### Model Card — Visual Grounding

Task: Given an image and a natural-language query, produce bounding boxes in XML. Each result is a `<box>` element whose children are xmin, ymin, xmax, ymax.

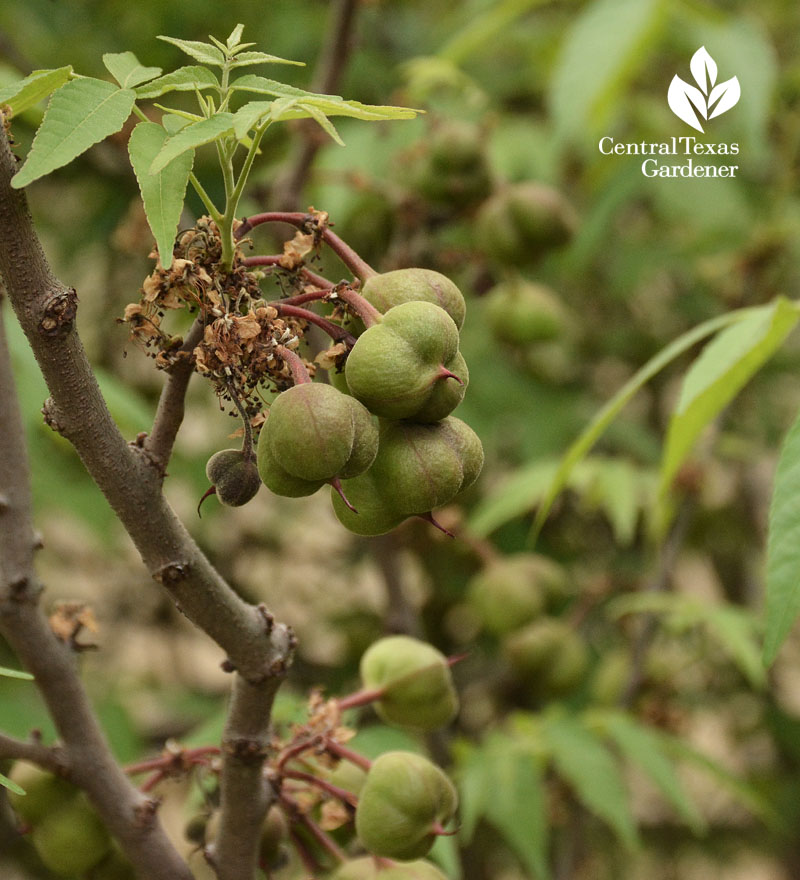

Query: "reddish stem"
<box><xmin>333</xmin><ymin>286</ymin><xmax>382</xmax><ymax>328</ymax></box>
<box><xmin>197</xmin><ymin>485</ymin><xmax>216</xmax><ymax>518</ymax></box>
<box><xmin>323</xmin><ymin>739</ymin><xmax>372</xmax><ymax>772</ymax></box>
<box><xmin>277</xmin><ymin>737</ymin><xmax>320</xmax><ymax>772</ymax></box>
<box><xmin>288</xmin><ymin>827</ymin><xmax>321</xmax><ymax>874</ymax></box>
<box><xmin>275</xmin><ymin>345</ymin><xmax>312</xmax><ymax>385</ymax></box>
<box><xmin>329</xmin><ymin>476</ymin><xmax>358</xmax><ymax>513</ymax></box>
<box><xmin>282</xmin><ymin>769</ymin><xmax>358</xmax><ymax>807</ymax></box>
<box><xmin>273</xmin><ymin>290</ymin><xmax>330</xmax><ymax>307</ymax></box>
<box><xmin>236</xmin><ymin>212</ymin><xmax>377</xmax><ymax>281</ymax></box>
<box><xmin>437</xmin><ymin>365</ymin><xmax>464</xmax><ymax>385</ymax></box>
<box><xmin>417</xmin><ymin>511</ymin><xmax>455</xmax><ymax>538</ymax></box>
<box><xmin>280</xmin><ymin>792</ymin><xmax>348</xmax><ymax>864</ymax></box>
<box><xmin>302</xmin><ymin>267</ymin><xmax>335</xmax><ymax>289</ymax></box>
<box><xmin>273</xmin><ymin>302</ymin><xmax>356</xmax><ymax>345</ymax></box>
<box><xmin>141</xmin><ymin>769</ymin><xmax>166</xmax><ymax>793</ymax></box>
<box><xmin>335</xmin><ymin>686</ymin><xmax>385</xmax><ymax>711</ymax></box>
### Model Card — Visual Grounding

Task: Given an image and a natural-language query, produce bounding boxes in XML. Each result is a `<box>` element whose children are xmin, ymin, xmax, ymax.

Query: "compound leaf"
<box><xmin>135</xmin><ymin>66</ymin><xmax>220</xmax><ymax>100</ymax></box>
<box><xmin>544</xmin><ymin>714</ymin><xmax>638</xmax><ymax>848</ymax></box>
<box><xmin>102</xmin><ymin>52</ymin><xmax>161</xmax><ymax>89</ymax></box>
<box><xmin>12</xmin><ymin>78</ymin><xmax>135</xmax><ymax>188</ymax></box>
<box><xmin>149</xmin><ymin>112</ymin><xmax>235</xmax><ymax>174</ymax></box>
<box><xmin>128</xmin><ymin>122</ymin><xmax>194</xmax><ymax>270</ymax></box>
<box><xmin>0</xmin><ymin>67</ymin><xmax>72</xmax><ymax>116</ymax></box>
<box><xmin>157</xmin><ymin>36</ymin><xmax>225</xmax><ymax>67</ymax></box>
<box><xmin>658</xmin><ymin>297</ymin><xmax>798</xmax><ymax>508</ymax></box>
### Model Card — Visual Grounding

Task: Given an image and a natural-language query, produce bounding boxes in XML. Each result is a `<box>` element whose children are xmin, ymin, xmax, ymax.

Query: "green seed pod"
<box><xmin>258</xmin><ymin>806</ymin><xmax>288</xmax><ymax>870</ymax></box>
<box><xmin>330</xmin><ymin>857</ymin><xmax>448</xmax><ymax>879</ymax></box>
<box><xmin>257</xmin><ymin>441</ymin><xmax>327</xmax><ymax>498</ymax></box>
<box><xmin>331</xmin><ymin>417</ymin><xmax>483</xmax><ymax>535</ymax></box>
<box><xmin>355</xmin><ymin>752</ymin><xmax>457</xmax><ymax>861</ymax></box>
<box><xmin>7</xmin><ymin>761</ymin><xmax>77</xmax><ymax>825</ymax></box>
<box><xmin>361</xmin><ymin>269</ymin><xmax>467</xmax><ymax>330</ymax></box>
<box><xmin>360</xmin><ymin>635</ymin><xmax>458</xmax><ymax>731</ymax></box>
<box><xmin>370</xmin><ymin>418</ymin><xmax>483</xmax><ymax>516</ymax></box>
<box><xmin>330</xmin><ymin>468</ymin><xmax>407</xmax><ymax>536</ymax></box>
<box><xmin>589</xmin><ymin>648</ymin><xmax>631</xmax><ymax>706</ymax></box>
<box><xmin>205</xmin><ymin>450</ymin><xmax>261</xmax><ymax>507</ymax></box>
<box><xmin>30</xmin><ymin>794</ymin><xmax>111</xmax><ymax>876</ymax></box>
<box><xmin>477</xmin><ymin>182</ymin><xmax>577</xmax><ymax>267</ymax></box>
<box><xmin>262</xmin><ymin>383</ymin><xmax>379</xmax><ymax>482</ymax></box>
<box><xmin>86</xmin><ymin>845</ymin><xmax>137</xmax><ymax>880</ymax></box>
<box><xmin>504</xmin><ymin>618</ymin><xmax>588</xmax><ymax>697</ymax></box>
<box><xmin>484</xmin><ymin>279</ymin><xmax>570</xmax><ymax>346</ymax></box>
<box><xmin>466</xmin><ymin>554</ymin><xmax>568</xmax><ymax>635</ymax></box>
<box><xmin>345</xmin><ymin>302</ymin><xmax>467</xmax><ymax>422</ymax></box>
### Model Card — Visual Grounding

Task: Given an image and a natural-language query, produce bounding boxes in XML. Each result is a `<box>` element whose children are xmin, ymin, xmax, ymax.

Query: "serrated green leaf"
<box><xmin>483</xmin><ymin>734</ymin><xmax>550</xmax><ymax>879</ymax></box>
<box><xmin>765</xmin><ymin>404</ymin><xmax>800</xmax><ymax>665</ymax></box>
<box><xmin>135</xmin><ymin>66</ymin><xmax>220</xmax><ymax>100</ymax></box>
<box><xmin>296</xmin><ymin>103</ymin><xmax>345</xmax><ymax>144</ymax></box>
<box><xmin>598</xmin><ymin>712</ymin><xmax>705</xmax><ymax>834</ymax></box>
<box><xmin>226</xmin><ymin>24</ymin><xmax>245</xmax><ymax>49</ymax></box>
<box><xmin>149</xmin><ymin>112</ymin><xmax>235</xmax><ymax>174</ymax></box>
<box><xmin>0</xmin><ymin>772</ymin><xmax>25</xmax><ymax>796</ymax></box>
<box><xmin>0</xmin><ymin>665</ymin><xmax>33</xmax><ymax>680</ymax></box>
<box><xmin>529</xmin><ymin>307</ymin><xmax>764</xmax><ymax>541</ymax></box>
<box><xmin>549</xmin><ymin>0</ymin><xmax>665</xmax><ymax>141</ymax></box>
<box><xmin>162</xmin><ymin>114</ymin><xmax>193</xmax><ymax>135</ymax></box>
<box><xmin>102</xmin><ymin>52</ymin><xmax>161</xmax><ymax>89</ymax></box>
<box><xmin>12</xmin><ymin>78</ymin><xmax>135</xmax><ymax>189</ymax></box>
<box><xmin>128</xmin><ymin>122</ymin><xmax>193</xmax><ymax>270</ymax></box>
<box><xmin>231</xmin><ymin>75</ymin><xmax>418</xmax><ymax>120</ymax></box>
<box><xmin>232</xmin><ymin>101</ymin><xmax>272</xmax><ymax>140</ymax></box>
<box><xmin>544</xmin><ymin>714</ymin><xmax>638</xmax><ymax>848</ymax></box>
<box><xmin>157</xmin><ymin>36</ymin><xmax>225</xmax><ymax>67</ymax></box>
<box><xmin>229</xmin><ymin>51</ymin><xmax>303</xmax><ymax>69</ymax></box>
<box><xmin>658</xmin><ymin>298</ymin><xmax>799</xmax><ymax>507</ymax></box>
<box><xmin>0</xmin><ymin>67</ymin><xmax>72</xmax><ymax>116</ymax></box>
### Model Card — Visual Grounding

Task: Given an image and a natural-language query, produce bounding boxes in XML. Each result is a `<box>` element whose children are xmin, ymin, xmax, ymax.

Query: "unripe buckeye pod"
<box><xmin>30</xmin><ymin>794</ymin><xmax>112</xmax><ymax>877</ymax></box>
<box><xmin>344</xmin><ymin>301</ymin><xmax>467</xmax><ymax>422</ymax></box>
<box><xmin>205</xmin><ymin>449</ymin><xmax>261</xmax><ymax>507</ymax></box>
<box><xmin>360</xmin><ymin>635</ymin><xmax>458</xmax><ymax>731</ymax></box>
<box><xmin>484</xmin><ymin>279</ymin><xmax>570</xmax><ymax>346</ymax></box>
<box><xmin>355</xmin><ymin>751</ymin><xmax>458</xmax><ymax>861</ymax></box>
<box><xmin>361</xmin><ymin>268</ymin><xmax>466</xmax><ymax>330</ymax></box>
<box><xmin>7</xmin><ymin>761</ymin><xmax>77</xmax><ymax>825</ymax></box>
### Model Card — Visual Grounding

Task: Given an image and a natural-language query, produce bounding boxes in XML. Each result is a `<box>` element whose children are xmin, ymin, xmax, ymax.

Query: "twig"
<box><xmin>283</xmin><ymin>769</ymin><xmax>358</xmax><ymax>807</ymax></box>
<box><xmin>0</xmin><ymin>127</ymin><xmax>294</xmax><ymax>880</ymax></box>
<box><xmin>323</xmin><ymin>739</ymin><xmax>371</xmax><ymax>772</ymax></box>
<box><xmin>275</xmin><ymin>345</ymin><xmax>312</xmax><ymax>385</ymax></box>
<box><xmin>0</xmin><ymin>732</ymin><xmax>68</xmax><ymax>776</ymax></box>
<box><xmin>273</xmin><ymin>302</ymin><xmax>356</xmax><ymax>345</ymax></box>
<box><xmin>236</xmin><ymin>212</ymin><xmax>376</xmax><ymax>281</ymax></box>
<box><xmin>145</xmin><ymin>318</ymin><xmax>205</xmax><ymax>474</ymax></box>
<box><xmin>271</xmin><ymin>0</ymin><xmax>361</xmax><ymax>211</ymax></box>
<box><xmin>0</xmin><ymin>296</ymin><xmax>192</xmax><ymax>879</ymax></box>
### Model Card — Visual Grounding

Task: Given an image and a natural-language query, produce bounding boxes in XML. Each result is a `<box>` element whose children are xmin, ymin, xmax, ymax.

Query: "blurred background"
<box><xmin>2</xmin><ymin>0</ymin><xmax>800</xmax><ymax>878</ymax></box>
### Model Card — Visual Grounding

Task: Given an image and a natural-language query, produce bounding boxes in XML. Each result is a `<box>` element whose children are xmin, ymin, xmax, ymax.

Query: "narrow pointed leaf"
<box><xmin>765</xmin><ymin>405</ymin><xmax>800</xmax><ymax>665</ymax></box>
<box><xmin>226</xmin><ymin>24</ymin><xmax>245</xmax><ymax>49</ymax></box>
<box><xmin>658</xmin><ymin>298</ymin><xmax>798</xmax><ymax>505</ymax></box>
<box><xmin>232</xmin><ymin>101</ymin><xmax>272</xmax><ymax>140</ymax></box>
<box><xmin>600</xmin><ymin>712</ymin><xmax>705</xmax><ymax>834</ymax></box>
<box><xmin>128</xmin><ymin>122</ymin><xmax>194</xmax><ymax>270</ymax></box>
<box><xmin>530</xmin><ymin>309</ymin><xmax>750</xmax><ymax>540</ymax></box>
<box><xmin>544</xmin><ymin>714</ymin><xmax>638</xmax><ymax>848</ymax></box>
<box><xmin>102</xmin><ymin>52</ymin><xmax>161</xmax><ymax>89</ymax></box>
<box><xmin>292</xmin><ymin>102</ymin><xmax>345</xmax><ymax>144</ymax></box>
<box><xmin>149</xmin><ymin>112</ymin><xmax>234</xmax><ymax>174</ymax></box>
<box><xmin>135</xmin><ymin>66</ymin><xmax>219</xmax><ymax>100</ymax></box>
<box><xmin>0</xmin><ymin>773</ymin><xmax>25</xmax><ymax>796</ymax></box>
<box><xmin>0</xmin><ymin>665</ymin><xmax>34</xmax><ymax>680</ymax></box>
<box><xmin>12</xmin><ymin>78</ymin><xmax>135</xmax><ymax>189</ymax></box>
<box><xmin>0</xmin><ymin>67</ymin><xmax>72</xmax><ymax>116</ymax></box>
<box><xmin>156</xmin><ymin>36</ymin><xmax>225</xmax><ymax>66</ymax></box>
<box><xmin>228</xmin><ymin>51</ymin><xmax>303</xmax><ymax>69</ymax></box>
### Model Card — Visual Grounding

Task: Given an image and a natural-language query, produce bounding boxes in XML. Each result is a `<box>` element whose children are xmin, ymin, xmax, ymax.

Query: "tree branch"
<box><xmin>144</xmin><ymin>318</ymin><xmax>205</xmax><ymax>474</ymax></box>
<box><xmin>0</xmin><ymin>299</ymin><xmax>192</xmax><ymax>880</ymax></box>
<box><xmin>0</xmin><ymin>732</ymin><xmax>68</xmax><ymax>776</ymax></box>
<box><xmin>0</xmin><ymin>127</ymin><xmax>294</xmax><ymax>880</ymax></box>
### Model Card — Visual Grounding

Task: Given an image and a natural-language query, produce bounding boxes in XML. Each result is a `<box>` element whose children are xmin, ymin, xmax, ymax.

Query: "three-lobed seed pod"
<box><xmin>345</xmin><ymin>301</ymin><xmax>468</xmax><ymax>422</ymax></box>
<box><xmin>359</xmin><ymin>635</ymin><xmax>458</xmax><ymax>731</ymax></box>
<box><xmin>484</xmin><ymin>279</ymin><xmax>571</xmax><ymax>347</ymax></box>
<box><xmin>355</xmin><ymin>751</ymin><xmax>458</xmax><ymax>861</ymax></box>
<box><xmin>331</xmin><ymin>417</ymin><xmax>483</xmax><ymax>536</ymax></box>
<box><xmin>257</xmin><ymin>383</ymin><xmax>379</xmax><ymax>498</ymax></box>
<box><xmin>205</xmin><ymin>449</ymin><xmax>262</xmax><ymax>507</ymax></box>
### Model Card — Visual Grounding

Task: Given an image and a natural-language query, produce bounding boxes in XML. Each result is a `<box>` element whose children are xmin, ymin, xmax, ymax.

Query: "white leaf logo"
<box><xmin>668</xmin><ymin>47</ymin><xmax>740</xmax><ymax>132</ymax></box>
